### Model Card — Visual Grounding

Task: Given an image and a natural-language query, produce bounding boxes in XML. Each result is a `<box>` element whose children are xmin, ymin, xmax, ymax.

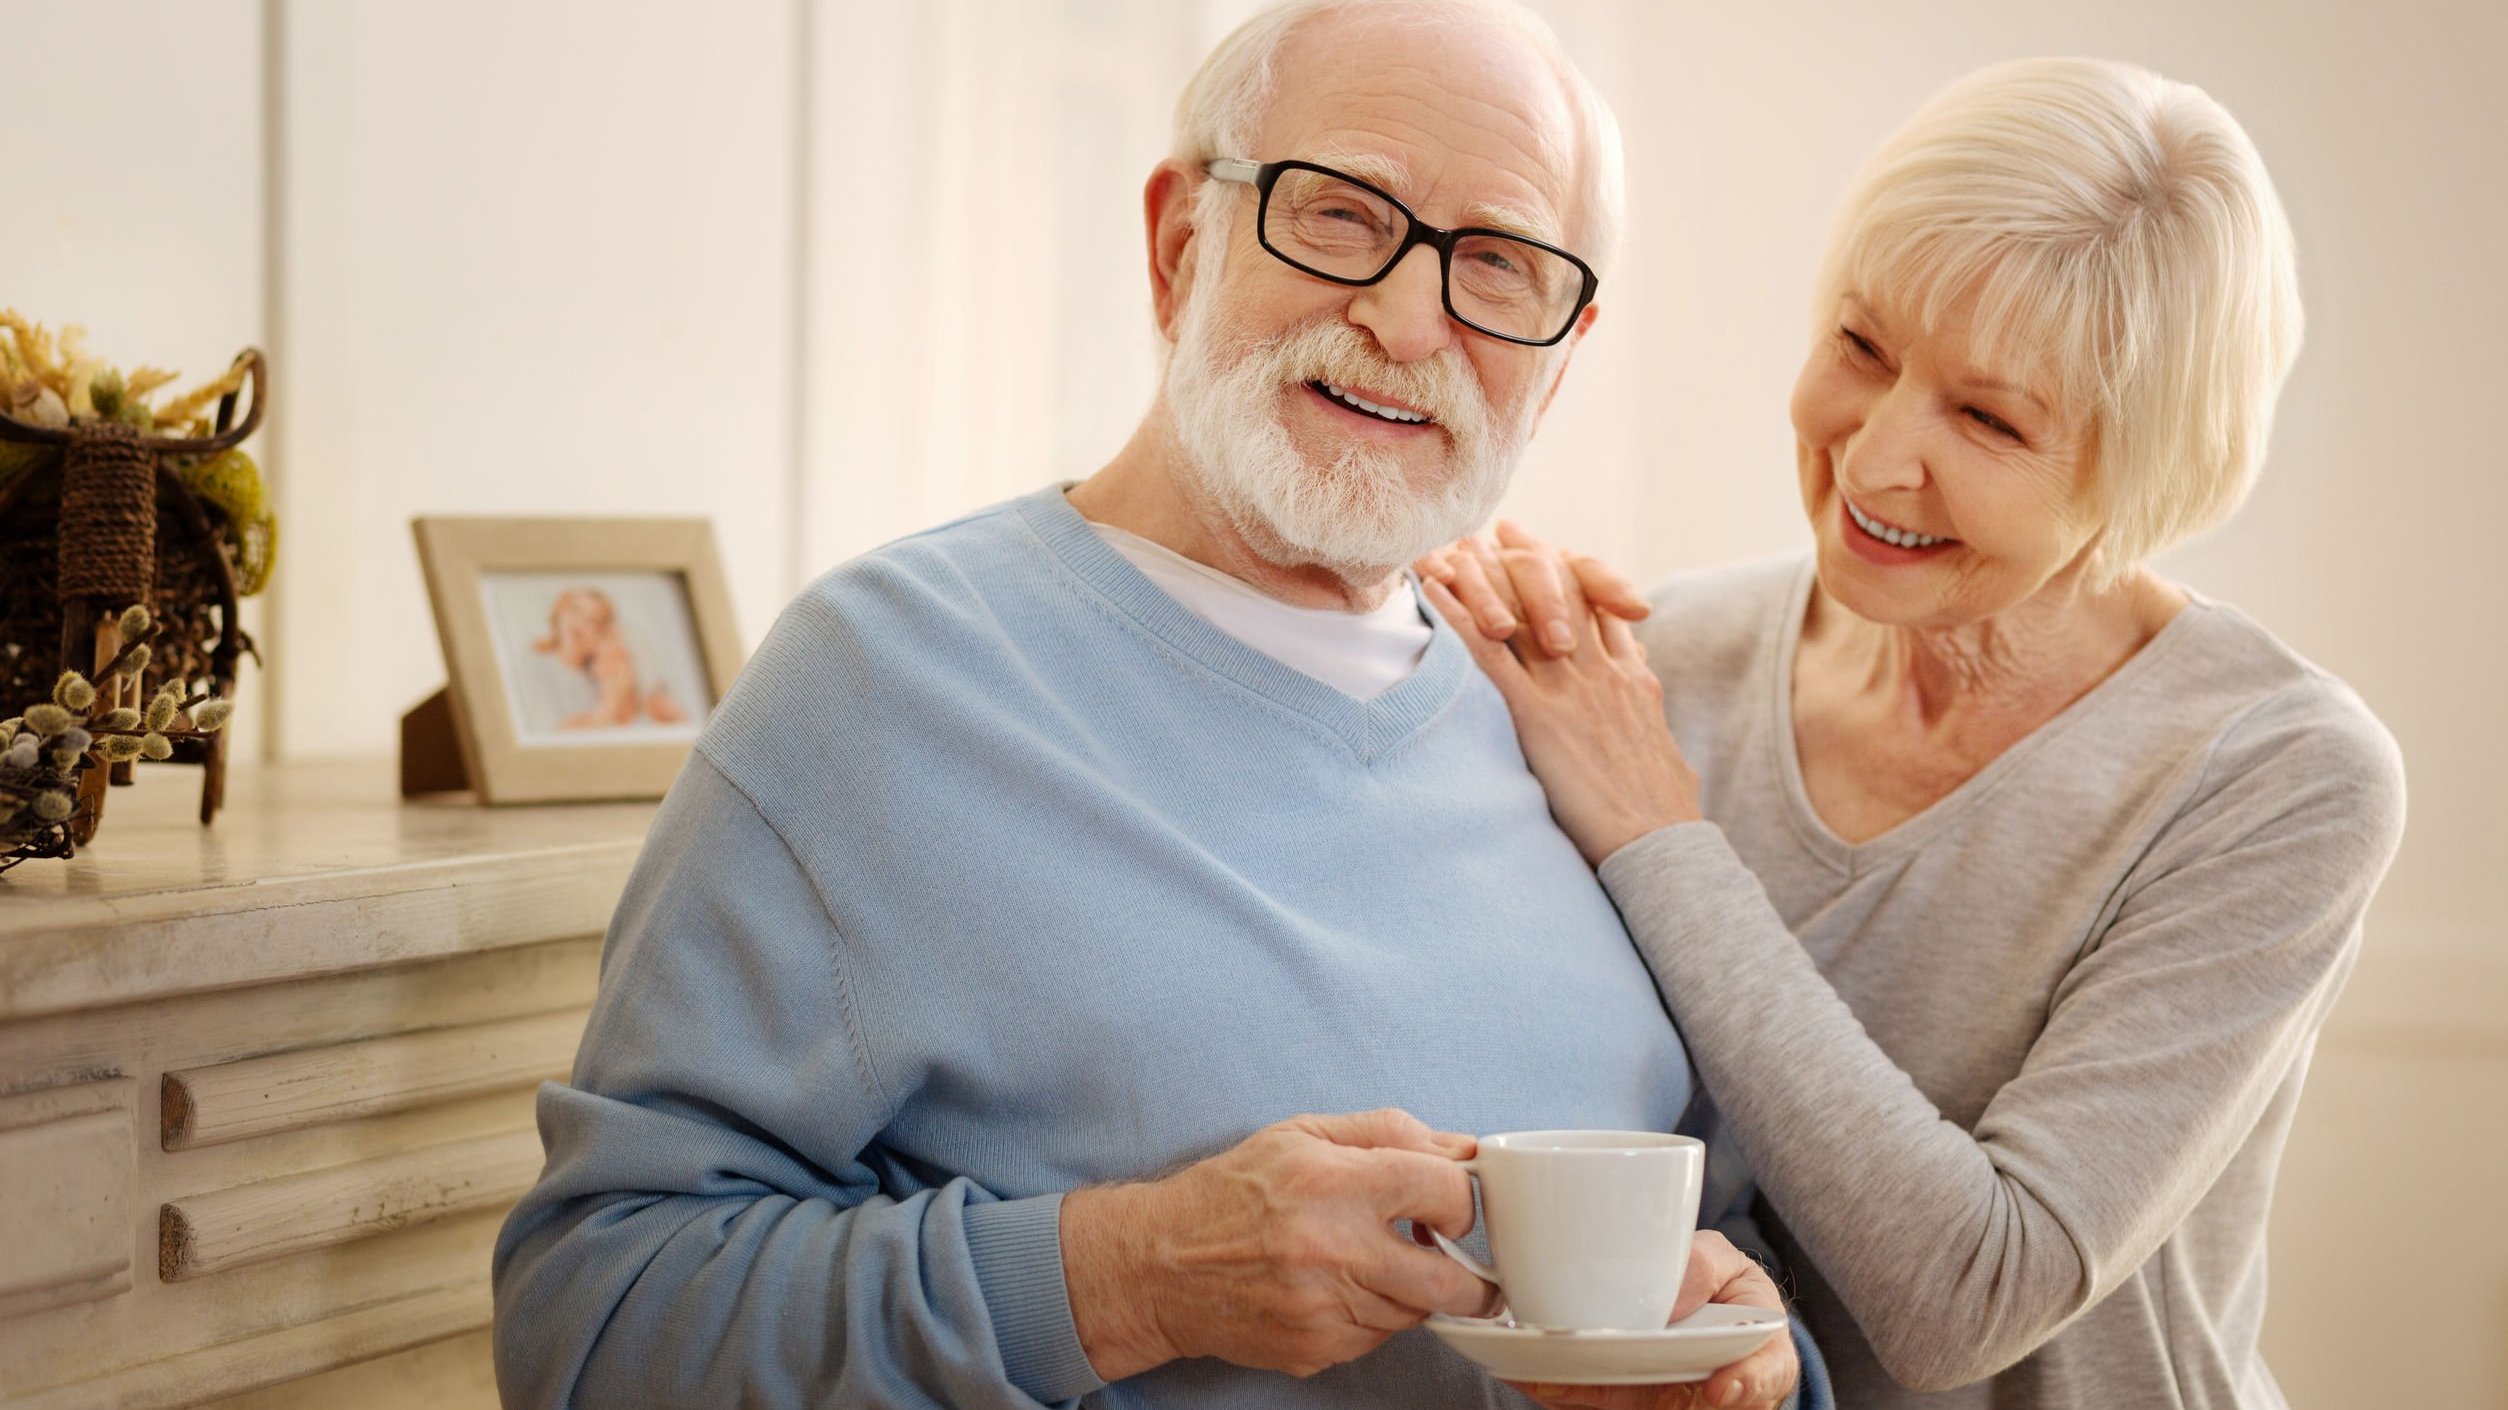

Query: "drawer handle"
<box><xmin>159</xmin><ymin>1127</ymin><xmax>545</xmax><ymax>1281</ymax></box>
<box><xmin>162</xmin><ymin>1009</ymin><xmax>585</xmax><ymax>1150</ymax></box>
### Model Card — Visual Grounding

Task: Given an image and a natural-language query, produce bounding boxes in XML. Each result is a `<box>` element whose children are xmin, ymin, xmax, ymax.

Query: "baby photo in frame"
<box><xmin>406</xmin><ymin>517</ymin><xmax>744</xmax><ymax>803</ymax></box>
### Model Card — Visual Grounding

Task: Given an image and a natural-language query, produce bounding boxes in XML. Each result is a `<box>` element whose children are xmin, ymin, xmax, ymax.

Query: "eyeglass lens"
<box><xmin>1262</xmin><ymin>166</ymin><xmax>1581</xmax><ymax>343</ymax></box>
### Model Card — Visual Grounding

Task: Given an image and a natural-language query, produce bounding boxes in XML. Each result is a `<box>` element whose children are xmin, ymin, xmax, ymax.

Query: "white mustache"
<box><xmin>1244</xmin><ymin>317</ymin><xmax>1492</xmax><ymax>446</ymax></box>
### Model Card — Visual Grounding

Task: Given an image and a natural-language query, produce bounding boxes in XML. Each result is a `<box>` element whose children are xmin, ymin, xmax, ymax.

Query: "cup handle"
<box><xmin>1429</xmin><ymin>1229</ymin><xmax>1499</xmax><ymax>1285</ymax></box>
<box><xmin>1427</xmin><ymin>1158</ymin><xmax>1499</xmax><ymax>1285</ymax></box>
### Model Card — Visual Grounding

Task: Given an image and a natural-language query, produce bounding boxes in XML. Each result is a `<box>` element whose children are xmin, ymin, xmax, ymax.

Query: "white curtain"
<box><xmin>800</xmin><ymin>0</ymin><xmax>1265</xmax><ymax>573</ymax></box>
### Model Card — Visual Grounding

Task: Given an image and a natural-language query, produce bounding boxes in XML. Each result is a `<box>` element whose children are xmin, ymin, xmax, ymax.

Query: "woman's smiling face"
<box><xmin>1790</xmin><ymin>284</ymin><xmax>2106</xmax><ymax>629</ymax></box>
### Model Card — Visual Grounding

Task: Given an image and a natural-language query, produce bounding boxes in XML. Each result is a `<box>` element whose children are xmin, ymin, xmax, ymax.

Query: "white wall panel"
<box><xmin>3</xmin><ymin>1</ymin><xmax>265</xmax><ymax>398</ymax></box>
<box><xmin>266</xmin><ymin>0</ymin><xmax>797</xmax><ymax>757</ymax></box>
<box><xmin>797</xmin><ymin>0</ymin><xmax>1209</xmax><ymax>577</ymax></box>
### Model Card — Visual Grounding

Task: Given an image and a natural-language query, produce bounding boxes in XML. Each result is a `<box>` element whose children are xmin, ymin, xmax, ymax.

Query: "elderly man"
<box><xmin>493</xmin><ymin>2</ymin><xmax>1812</xmax><ymax>1407</ymax></box>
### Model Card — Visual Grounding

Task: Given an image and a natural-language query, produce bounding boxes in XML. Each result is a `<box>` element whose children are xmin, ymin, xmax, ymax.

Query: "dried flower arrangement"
<box><xmin>0</xmin><ymin>311</ymin><xmax>272</xmax><ymax>849</ymax></box>
<box><xmin>0</xmin><ymin>314</ymin><xmax>275</xmax><ymax>594</ymax></box>
<box><xmin>1</xmin><ymin>605</ymin><xmax>233</xmax><ymax>871</ymax></box>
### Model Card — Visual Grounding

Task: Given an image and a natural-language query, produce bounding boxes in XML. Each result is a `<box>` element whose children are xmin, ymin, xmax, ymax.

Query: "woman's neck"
<box><xmin>1805</xmin><ymin>566</ymin><xmax>2190</xmax><ymax>750</ymax></box>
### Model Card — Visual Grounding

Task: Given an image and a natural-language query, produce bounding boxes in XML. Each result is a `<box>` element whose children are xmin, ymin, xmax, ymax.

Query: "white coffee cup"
<box><xmin>1430</xmin><ymin>1129</ymin><xmax>1705</xmax><ymax>1331</ymax></box>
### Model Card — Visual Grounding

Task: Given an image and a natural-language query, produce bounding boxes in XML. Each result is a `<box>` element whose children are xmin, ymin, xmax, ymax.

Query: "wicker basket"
<box><xmin>0</xmin><ymin>350</ymin><xmax>267</xmax><ymax>841</ymax></box>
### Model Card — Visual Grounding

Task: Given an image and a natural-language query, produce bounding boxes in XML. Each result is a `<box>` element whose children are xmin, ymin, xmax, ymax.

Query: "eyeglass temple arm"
<box><xmin>1204</xmin><ymin>157</ymin><xmax>1260</xmax><ymax>184</ymax></box>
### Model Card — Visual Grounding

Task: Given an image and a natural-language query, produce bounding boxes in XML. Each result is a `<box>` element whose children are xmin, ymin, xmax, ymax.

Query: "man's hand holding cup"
<box><xmin>1062</xmin><ymin>1114</ymin><xmax>1794</xmax><ymax>1405</ymax></box>
<box><xmin>1061</xmin><ymin>1108</ymin><xmax>1499</xmax><ymax>1380</ymax></box>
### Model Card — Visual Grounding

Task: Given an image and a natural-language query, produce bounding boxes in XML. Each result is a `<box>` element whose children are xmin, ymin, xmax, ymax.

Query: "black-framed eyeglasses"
<box><xmin>1205</xmin><ymin>157</ymin><xmax>1598</xmax><ymax>348</ymax></box>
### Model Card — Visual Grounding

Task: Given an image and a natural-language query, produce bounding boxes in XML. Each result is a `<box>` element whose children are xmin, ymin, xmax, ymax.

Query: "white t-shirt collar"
<box><xmin>1084</xmin><ymin>521</ymin><xmax>1433</xmax><ymax>702</ymax></box>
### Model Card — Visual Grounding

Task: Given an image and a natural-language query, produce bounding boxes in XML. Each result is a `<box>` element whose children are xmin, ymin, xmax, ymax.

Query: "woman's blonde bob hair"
<box><xmin>1814</xmin><ymin>57</ymin><xmax>2303</xmax><ymax>583</ymax></box>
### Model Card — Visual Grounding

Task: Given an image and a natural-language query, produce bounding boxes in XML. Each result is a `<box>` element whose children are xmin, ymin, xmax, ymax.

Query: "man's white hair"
<box><xmin>1171</xmin><ymin>0</ymin><xmax>1625</xmax><ymax>277</ymax></box>
<box><xmin>1814</xmin><ymin>56</ymin><xmax>2304</xmax><ymax>585</ymax></box>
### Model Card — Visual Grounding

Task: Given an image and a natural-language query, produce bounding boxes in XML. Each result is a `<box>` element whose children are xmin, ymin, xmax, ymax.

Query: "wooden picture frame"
<box><xmin>404</xmin><ymin>517</ymin><xmax>744</xmax><ymax>804</ymax></box>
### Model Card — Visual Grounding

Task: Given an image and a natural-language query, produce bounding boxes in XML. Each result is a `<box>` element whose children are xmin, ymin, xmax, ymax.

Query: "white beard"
<box><xmin>1162</xmin><ymin>270</ymin><xmax>1537</xmax><ymax>580</ymax></box>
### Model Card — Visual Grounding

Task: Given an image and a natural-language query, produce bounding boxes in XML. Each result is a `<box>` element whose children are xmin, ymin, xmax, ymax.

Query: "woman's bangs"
<box><xmin>1839</xmin><ymin>216</ymin><xmax>2103</xmax><ymax>418</ymax></box>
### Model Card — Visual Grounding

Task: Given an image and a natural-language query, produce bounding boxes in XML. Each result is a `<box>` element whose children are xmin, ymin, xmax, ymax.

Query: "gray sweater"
<box><xmin>1597</xmin><ymin>558</ymin><xmax>2404</xmax><ymax>1410</ymax></box>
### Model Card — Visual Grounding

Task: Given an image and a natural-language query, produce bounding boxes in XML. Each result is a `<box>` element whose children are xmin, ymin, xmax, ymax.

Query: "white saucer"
<box><xmin>1426</xmin><ymin>1302</ymin><xmax>1789</xmax><ymax>1386</ymax></box>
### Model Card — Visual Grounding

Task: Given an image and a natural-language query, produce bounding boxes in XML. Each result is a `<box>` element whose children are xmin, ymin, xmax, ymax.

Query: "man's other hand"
<box><xmin>1505</xmin><ymin>1231</ymin><xmax>1797</xmax><ymax>1410</ymax></box>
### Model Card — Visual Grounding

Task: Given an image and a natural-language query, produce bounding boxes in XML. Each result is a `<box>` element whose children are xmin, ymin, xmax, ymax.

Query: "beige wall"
<box><xmin>15</xmin><ymin>0</ymin><xmax>2502</xmax><ymax>1403</ymax></box>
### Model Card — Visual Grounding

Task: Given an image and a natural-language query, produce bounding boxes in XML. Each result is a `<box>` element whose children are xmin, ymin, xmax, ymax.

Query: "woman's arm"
<box><xmin>1592</xmin><ymin>683</ymin><xmax>2403</xmax><ymax>1391</ymax></box>
<box><xmin>1421</xmin><ymin>549</ymin><xmax>2406</xmax><ymax>1390</ymax></box>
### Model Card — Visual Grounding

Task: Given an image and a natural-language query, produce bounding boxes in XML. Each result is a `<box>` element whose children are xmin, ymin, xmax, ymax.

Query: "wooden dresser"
<box><xmin>0</xmin><ymin>762</ymin><xmax>654</xmax><ymax>1408</ymax></box>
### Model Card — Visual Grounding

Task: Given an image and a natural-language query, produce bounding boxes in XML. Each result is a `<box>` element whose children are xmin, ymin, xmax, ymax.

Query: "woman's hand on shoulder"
<box><xmin>1415</xmin><ymin>522</ymin><xmax>1650</xmax><ymax>657</ymax></box>
<box><xmin>1419</xmin><ymin>527</ymin><xmax>1703</xmax><ymax>866</ymax></box>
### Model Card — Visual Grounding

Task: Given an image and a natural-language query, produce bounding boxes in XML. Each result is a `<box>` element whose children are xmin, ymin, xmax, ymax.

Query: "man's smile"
<box><xmin>1304</xmin><ymin>379</ymin><xmax>1441</xmax><ymax>433</ymax></box>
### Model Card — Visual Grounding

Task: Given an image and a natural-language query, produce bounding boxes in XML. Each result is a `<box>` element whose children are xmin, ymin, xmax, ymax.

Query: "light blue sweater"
<box><xmin>492</xmin><ymin>485</ymin><xmax>1740</xmax><ymax>1408</ymax></box>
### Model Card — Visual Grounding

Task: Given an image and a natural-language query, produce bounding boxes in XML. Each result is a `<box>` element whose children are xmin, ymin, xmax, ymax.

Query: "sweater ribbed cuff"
<box><xmin>964</xmin><ymin>1192</ymin><xmax>1104</xmax><ymax>1403</ymax></box>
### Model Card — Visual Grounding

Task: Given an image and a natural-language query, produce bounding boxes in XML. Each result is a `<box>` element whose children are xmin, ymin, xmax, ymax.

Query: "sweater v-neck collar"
<box><xmin>1014</xmin><ymin>484</ymin><xmax>1472</xmax><ymax>763</ymax></box>
<box><xmin>1762</xmin><ymin>557</ymin><xmax>2219</xmax><ymax>873</ymax></box>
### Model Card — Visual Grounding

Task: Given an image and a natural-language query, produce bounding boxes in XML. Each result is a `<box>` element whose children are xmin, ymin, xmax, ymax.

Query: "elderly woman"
<box><xmin>1420</xmin><ymin>57</ymin><xmax>2404</xmax><ymax>1410</ymax></box>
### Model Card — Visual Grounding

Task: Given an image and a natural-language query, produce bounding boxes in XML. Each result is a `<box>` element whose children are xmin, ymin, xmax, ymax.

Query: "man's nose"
<box><xmin>1345</xmin><ymin>244</ymin><xmax>1453</xmax><ymax>364</ymax></box>
<box><xmin>1836</xmin><ymin>382</ymin><xmax>1931</xmax><ymax>495</ymax></box>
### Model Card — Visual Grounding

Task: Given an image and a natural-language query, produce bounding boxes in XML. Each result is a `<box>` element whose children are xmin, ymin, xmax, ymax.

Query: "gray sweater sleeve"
<box><xmin>490</xmin><ymin>752</ymin><xmax>1097</xmax><ymax>1409</ymax></box>
<box><xmin>1596</xmin><ymin>680</ymin><xmax>2406</xmax><ymax>1393</ymax></box>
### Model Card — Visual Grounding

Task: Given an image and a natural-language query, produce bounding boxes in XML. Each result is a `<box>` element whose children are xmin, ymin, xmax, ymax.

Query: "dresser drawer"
<box><xmin>0</xmin><ymin>938</ymin><xmax>600</xmax><ymax>1409</ymax></box>
<box><xmin>0</xmin><ymin>1079</ymin><xmax>136</xmax><ymax>1321</ymax></box>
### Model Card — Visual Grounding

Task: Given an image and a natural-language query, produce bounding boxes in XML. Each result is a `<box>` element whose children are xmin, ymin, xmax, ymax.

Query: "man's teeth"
<box><xmin>1317</xmin><ymin>381</ymin><xmax>1431</xmax><ymax>424</ymax></box>
<box><xmin>1847</xmin><ymin>499</ymin><xmax>1950</xmax><ymax>549</ymax></box>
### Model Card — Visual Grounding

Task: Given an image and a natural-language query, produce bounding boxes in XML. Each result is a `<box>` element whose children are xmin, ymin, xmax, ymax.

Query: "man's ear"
<box><xmin>1145</xmin><ymin>159</ymin><xmax>1204</xmax><ymax>341</ymax></box>
<box><xmin>1532</xmin><ymin>301</ymin><xmax>1601</xmax><ymax>425</ymax></box>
